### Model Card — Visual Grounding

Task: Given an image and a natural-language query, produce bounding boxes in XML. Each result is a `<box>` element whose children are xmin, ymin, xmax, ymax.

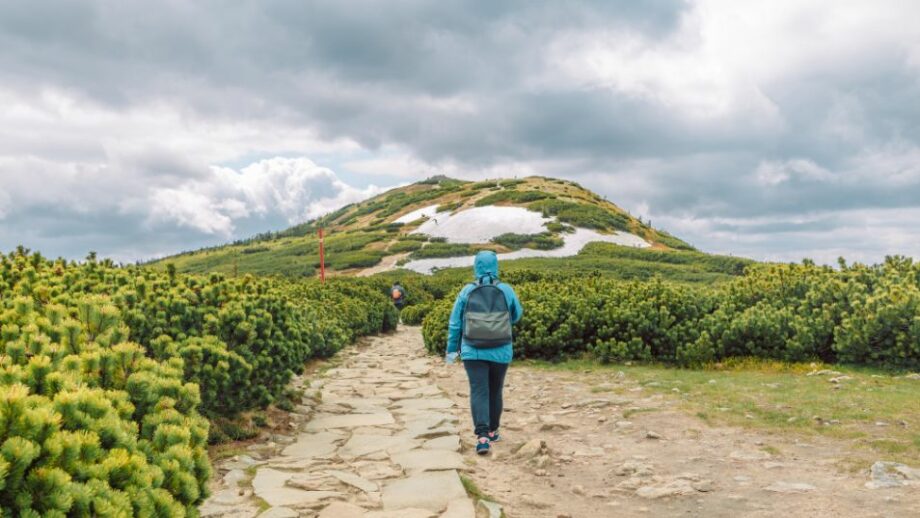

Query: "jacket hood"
<box><xmin>473</xmin><ymin>250</ymin><xmax>499</xmax><ymax>280</ymax></box>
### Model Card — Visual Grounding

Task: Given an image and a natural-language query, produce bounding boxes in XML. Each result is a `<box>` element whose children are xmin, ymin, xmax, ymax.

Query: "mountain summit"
<box><xmin>156</xmin><ymin>176</ymin><xmax>695</xmax><ymax>277</ymax></box>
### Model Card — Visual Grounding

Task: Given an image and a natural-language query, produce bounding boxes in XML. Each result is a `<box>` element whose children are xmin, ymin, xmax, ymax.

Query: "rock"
<box><xmin>865</xmin><ymin>461</ymin><xmax>920</xmax><ymax>489</ymax></box>
<box><xmin>253</xmin><ymin>468</ymin><xmax>344</xmax><ymax>507</ymax></box>
<box><xmin>326</xmin><ymin>469</ymin><xmax>379</xmax><ymax>493</ymax></box>
<box><xmin>422</xmin><ymin>435</ymin><xmax>461</xmax><ymax>452</ymax></box>
<box><xmin>904</xmin><ymin>373</ymin><xmax>920</xmax><ymax>380</ymax></box>
<box><xmin>306</xmin><ymin>412</ymin><xmax>395</xmax><ymax>430</ymax></box>
<box><xmin>200</xmin><ymin>503</ymin><xmax>260</xmax><ymax>518</ymax></box>
<box><xmin>636</xmin><ymin>478</ymin><xmax>697</xmax><ymax>498</ymax></box>
<box><xmin>381</xmin><ymin>471</ymin><xmax>467</xmax><ymax>512</ymax></box>
<box><xmin>614</xmin><ymin>461</ymin><xmax>654</xmax><ymax>477</ymax></box>
<box><xmin>521</xmin><ymin>495</ymin><xmax>552</xmax><ymax>509</ymax></box>
<box><xmin>691</xmin><ymin>480</ymin><xmax>714</xmax><ymax>492</ymax></box>
<box><xmin>441</xmin><ymin>498</ymin><xmax>476</xmax><ymax>518</ymax></box>
<box><xmin>571</xmin><ymin>484</ymin><xmax>586</xmax><ymax>496</ymax></box>
<box><xmin>366</xmin><ymin>510</ymin><xmax>434</xmax><ymax>518</ymax></box>
<box><xmin>828</xmin><ymin>376</ymin><xmax>851</xmax><ymax>384</ymax></box>
<box><xmin>258</xmin><ymin>508</ymin><xmax>299</xmax><ymax>518</ymax></box>
<box><xmin>286</xmin><ymin>473</ymin><xmax>340</xmax><ymax>491</ymax></box>
<box><xmin>393</xmin><ymin>397</ymin><xmax>455</xmax><ymax>413</ymax></box>
<box><xmin>280</xmin><ymin>431</ymin><xmax>342</xmax><ymax>459</ymax></box>
<box><xmin>390</xmin><ymin>449</ymin><xmax>466</xmax><ymax>473</ymax></box>
<box><xmin>615</xmin><ymin>420</ymin><xmax>633</xmax><ymax>428</ymax></box>
<box><xmin>729</xmin><ymin>450</ymin><xmax>771</xmax><ymax>461</ymax></box>
<box><xmin>479</xmin><ymin>500</ymin><xmax>502</xmax><ymax>518</ymax></box>
<box><xmin>764</xmin><ymin>482</ymin><xmax>817</xmax><ymax>493</ymax></box>
<box><xmin>538</xmin><ymin>422</ymin><xmax>573</xmax><ymax>432</ymax></box>
<box><xmin>807</xmin><ymin>369</ymin><xmax>842</xmax><ymax>376</ymax></box>
<box><xmin>318</xmin><ymin>502</ymin><xmax>366</xmax><ymax>518</ymax></box>
<box><xmin>515</xmin><ymin>438</ymin><xmax>546</xmax><ymax>458</ymax></box>
<box><xmin>354</xmin><ymin>461</ymin><xmax>404</xmax><ymax>481</ymax></box>
<box><xmin>645</xmin><ymin>431</ymin><xmax>661</xmax><ymax>440</ymax></box>
<box><xmin>222</xmin><ymin>454</ymin><xmax>264</xmax><ymax>470</ymax></box>
<box><xmin>339</xmin><ymin>434</ymin><xmax>417</xmax><ymax>458</ymax></box>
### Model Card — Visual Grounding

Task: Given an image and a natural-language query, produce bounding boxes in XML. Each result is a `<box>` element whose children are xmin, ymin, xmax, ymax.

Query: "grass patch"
<box><xmin>522</xmin><ymin>358</ymin><xmax>920</xmax><ymax>464</ymax></box>
<box><xmin>460</xmin><ymin>475</ymin><xmax>506</xmax><ymax>517</ymax></box>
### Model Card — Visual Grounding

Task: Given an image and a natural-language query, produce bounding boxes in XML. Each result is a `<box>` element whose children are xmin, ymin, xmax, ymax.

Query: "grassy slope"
<box><xmin>150</xmin><ymin>175</ymin><xmax>738</xmax><ymax>281</ymax></box>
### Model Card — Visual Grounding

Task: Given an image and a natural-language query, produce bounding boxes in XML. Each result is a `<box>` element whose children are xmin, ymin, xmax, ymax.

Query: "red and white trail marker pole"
<box><xmin>318</xmin><ymin>227</ymin><xmax>326</xmax><ymax>284</ymax></box>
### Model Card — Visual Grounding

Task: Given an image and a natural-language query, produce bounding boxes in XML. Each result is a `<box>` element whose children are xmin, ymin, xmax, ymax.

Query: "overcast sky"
<box><xmin>2</xmin><ymin>0</ymin><xmax>919</xmax><ymax>264</ymax></box>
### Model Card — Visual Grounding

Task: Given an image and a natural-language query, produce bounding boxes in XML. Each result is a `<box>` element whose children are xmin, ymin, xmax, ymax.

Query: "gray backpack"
<box><xmin>462</xmin><ymin>276</ymin><xmax>513</xmax><ymax>348</ymax></box>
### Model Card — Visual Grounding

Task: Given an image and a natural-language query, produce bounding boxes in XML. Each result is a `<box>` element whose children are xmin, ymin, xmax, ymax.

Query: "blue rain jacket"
<box><xmin>446</xmin><ymin>251</ymin><xmax>523</xmax><ymax>363</ymax></box>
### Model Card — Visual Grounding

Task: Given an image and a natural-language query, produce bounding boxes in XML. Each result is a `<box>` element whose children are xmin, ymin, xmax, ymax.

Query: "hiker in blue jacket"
<box><xmin>445</xmin><ymin>251</ymin><xmax>523</xmax><ymax>455</ymax></box>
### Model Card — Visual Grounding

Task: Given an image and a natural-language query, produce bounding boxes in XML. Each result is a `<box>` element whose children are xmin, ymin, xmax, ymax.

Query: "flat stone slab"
<box><xmin>382</xmin><ymin>470</ymin><xmax>467</xmax><ymax>512</ymax></box>
<box><xmin>393</xmin><ymin>398</ymin><xmax>455</xmax><ymax>412</ymax></box>
<box><xmin>366</xmin><ymin>510</ymin><xmax>435</xmax><ymax>518</ymax></box>
<box><xmin>306</xmin><ymin>412</ymin><xmax>395</xmax><ymax>430</ymax></box>
<box><xmin>318</xmin><ymin>502</ymin><xmax>366</xmax><ymax>518</ymax></box>
<box><xmin>441</xmin><ymin>498</ymin><xmax>476</xmax><ymax>518</ymax></box>
<box><xmin>253</xmin><ymin>468</ymin><xmax>344</xmax><ymax>507</ymax></box>
<box><xmin>326</xmin><ymin>469</ymin><xmax>379</xmax><ymax>493</ymax></box>
<box><xmin>354</xmin><ymin>461</ymin><xmax>404</xmax><ymax>481</ymax></box>
<box><xmin>422</xmin><ymin>435</ymin><xmax>460</xmax><ymax>452</ymax></box>
<box><xmin>280</xmin><ymin>431</ymin><xmax>341</xmax><ymax>458</ymax></box>
<box><xmin>391</xmin><ymin>449</ymin><xmax>465</xmax><ymax>473</ymax></box>
<box><xmin>339</xmin><ymin>434</ymin><xmax>418</xmax><ymax>458</ymax></box>
<box><xmin>258</xmin><ymin>508</ymin><xmax>299</xmax><ymax>518</ymax></box>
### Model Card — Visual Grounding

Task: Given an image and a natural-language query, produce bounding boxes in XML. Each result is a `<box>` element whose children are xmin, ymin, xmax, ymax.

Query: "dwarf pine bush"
<box><xmin>0</xmin><ymin>249</ymin><xmax>397</xmax><ymax>515</ymax></box>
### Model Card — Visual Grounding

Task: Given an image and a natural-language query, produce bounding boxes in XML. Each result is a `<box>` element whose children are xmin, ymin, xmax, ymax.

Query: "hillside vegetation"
<box><xmin>418</xmin><ymin>257</ymin><xmax>920</xmax><ymax>371</ymax></box>
<box><xmin>0</xmin><ymin>248</ymin><xmax>396</xmax><ymax>516</ymax></box>
<box><xmin>149</xmin><ymin>176</ymin><xmax>697</xmax><ymax>278</ymax></box>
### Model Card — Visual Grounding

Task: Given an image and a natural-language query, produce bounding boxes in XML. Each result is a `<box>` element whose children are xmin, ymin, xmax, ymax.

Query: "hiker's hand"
<box><xmin>445</xmin><ymin>352</ymin><xmax>458</xmax><ymax>365</ymax></box>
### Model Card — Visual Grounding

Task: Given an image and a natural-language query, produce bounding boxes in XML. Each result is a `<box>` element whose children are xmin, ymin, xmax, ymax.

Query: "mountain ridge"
<box><xmin>151</xmin><ymin>175</ymin><xmax>716</xmax><ymax>278</ymax></box>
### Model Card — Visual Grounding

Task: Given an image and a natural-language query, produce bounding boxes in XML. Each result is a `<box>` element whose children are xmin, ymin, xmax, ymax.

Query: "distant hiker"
<box><xmin>390</xmin><ymin>282</ymin><xmax>407</xmax><ymax>310</ymax></box>
<box><xmin>445</xmin><ymin>251</ymin><xmax>523</xmax><ymax>455</ymax></box>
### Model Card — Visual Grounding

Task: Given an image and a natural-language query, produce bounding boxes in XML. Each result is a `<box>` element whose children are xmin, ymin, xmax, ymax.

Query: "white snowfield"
<box><xmin>394</xmin><ymin>204</ymin><xmax>441</xmax><ymax>224</ymax></box>
<box><xmin>413</xmin><ymin>206</ymin><xmax>550</xmax><ymax>242</ymax></box>
<box><xmin>399</xmin><ymin>206</ymin><xmax>650</xmax><ymax>274</ymax></box>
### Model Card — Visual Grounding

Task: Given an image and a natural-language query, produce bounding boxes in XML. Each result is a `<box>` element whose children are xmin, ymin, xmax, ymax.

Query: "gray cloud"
<box><xmin>1</xmin><ymin>0</ymin><xmax>919</xmax><ymax>263</ymax></box>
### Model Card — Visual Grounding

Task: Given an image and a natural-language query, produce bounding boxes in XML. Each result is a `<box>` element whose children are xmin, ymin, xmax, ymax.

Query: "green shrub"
<box><xmin>491</xmin><ymin>232</ymin><xmax>564</xmax><ymax>251</ymax></box>
<box><xmin>475</xmin><ymin>190</ymin><xmax>553</xmax><ymax>207</ymax></box>
<box><xmin>437</xmin><ymin>202</ymin><xmax>462</xmax><ymax>213</ymax></box>
<box><xmin>410</xmin><ymin>243</ymin><xmax>478</xmax><ymax>259</ymax></box>
<box><xmin>388</xmin><ymin>240</ymin><xmax>424</xmax><ymax>253</ymax></box>
<box><xmin>527</xmin><ymin>199</ymin><xmax>630</xmax><ymax>231</ymax></box>
<box><xmin>400</xmin><ymin>303</ymin><xmax>432</xmax><ymax>325</ymax></box>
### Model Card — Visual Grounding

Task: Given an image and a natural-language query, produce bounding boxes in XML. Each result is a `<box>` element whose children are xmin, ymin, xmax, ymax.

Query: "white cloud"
<box><xmin>754</xmin><ymin>159</ymin><xmax>833</xmax><ymax>186</ymax></box>
<box><xmin>0</xmin><ymin>189</ymin><xmax>9</xmax><ymax>220</ymax></box>
<box><xmin>147</xmin><ymin>157</ymin><xmax>382</xmax><ymax>235</ymax></box>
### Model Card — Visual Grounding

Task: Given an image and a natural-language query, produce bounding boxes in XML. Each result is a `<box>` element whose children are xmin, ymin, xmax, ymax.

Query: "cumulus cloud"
<box><xmin>147</xmin><ymin>158</ymin><xmax>381</xmax><ymax>236</ymax></box>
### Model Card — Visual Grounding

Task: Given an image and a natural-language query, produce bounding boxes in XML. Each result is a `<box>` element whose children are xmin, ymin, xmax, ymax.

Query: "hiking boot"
<box><xmin>487</xmin><ymin>431</ymin><xmax>501</xmax><ymax>443</ymax></box>
<box><xmin>476</xmin><ymin>436</ymin><xmax>491</xmax><ymax>455</ymax></box>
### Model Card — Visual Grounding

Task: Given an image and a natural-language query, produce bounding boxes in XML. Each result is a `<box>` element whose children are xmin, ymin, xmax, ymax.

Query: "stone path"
<box><xmin>201</xmin><ymin>327</ymin><xmax>475</xmax><ymax>518</ymax></box>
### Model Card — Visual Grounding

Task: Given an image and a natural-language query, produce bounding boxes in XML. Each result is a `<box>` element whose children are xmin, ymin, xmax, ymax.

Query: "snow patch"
<box><xmin>403</xmin><ymin>228</ymin><xmax>650</xmax><ymax>274</ymax></box>
<box><xmin>394</xmin><ymin>204</ymin><xmax>440</xmax><ymax>224</ymax></box>
<box><xmin>413</xmin><ymin>206</ymin><xmax>551</xmax><ymax>242</ymax></box>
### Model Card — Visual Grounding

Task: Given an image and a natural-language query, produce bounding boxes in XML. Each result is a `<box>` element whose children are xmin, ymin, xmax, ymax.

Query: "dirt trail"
<box><xmin>202</xmin><ymin>326</ymin><xmax>919</xmax><ymax>518</ymax></box>
<box><xmin>357</xmin><ymin>252</ymin><xmax>409</xmax><ymax>277</ymax></box>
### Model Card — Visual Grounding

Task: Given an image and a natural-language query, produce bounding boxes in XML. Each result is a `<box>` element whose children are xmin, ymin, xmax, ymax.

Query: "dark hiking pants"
<box><xmin>463</xmin><ymin>359</ymin><xmax>509</xmax><ymax>437</ymax></box>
